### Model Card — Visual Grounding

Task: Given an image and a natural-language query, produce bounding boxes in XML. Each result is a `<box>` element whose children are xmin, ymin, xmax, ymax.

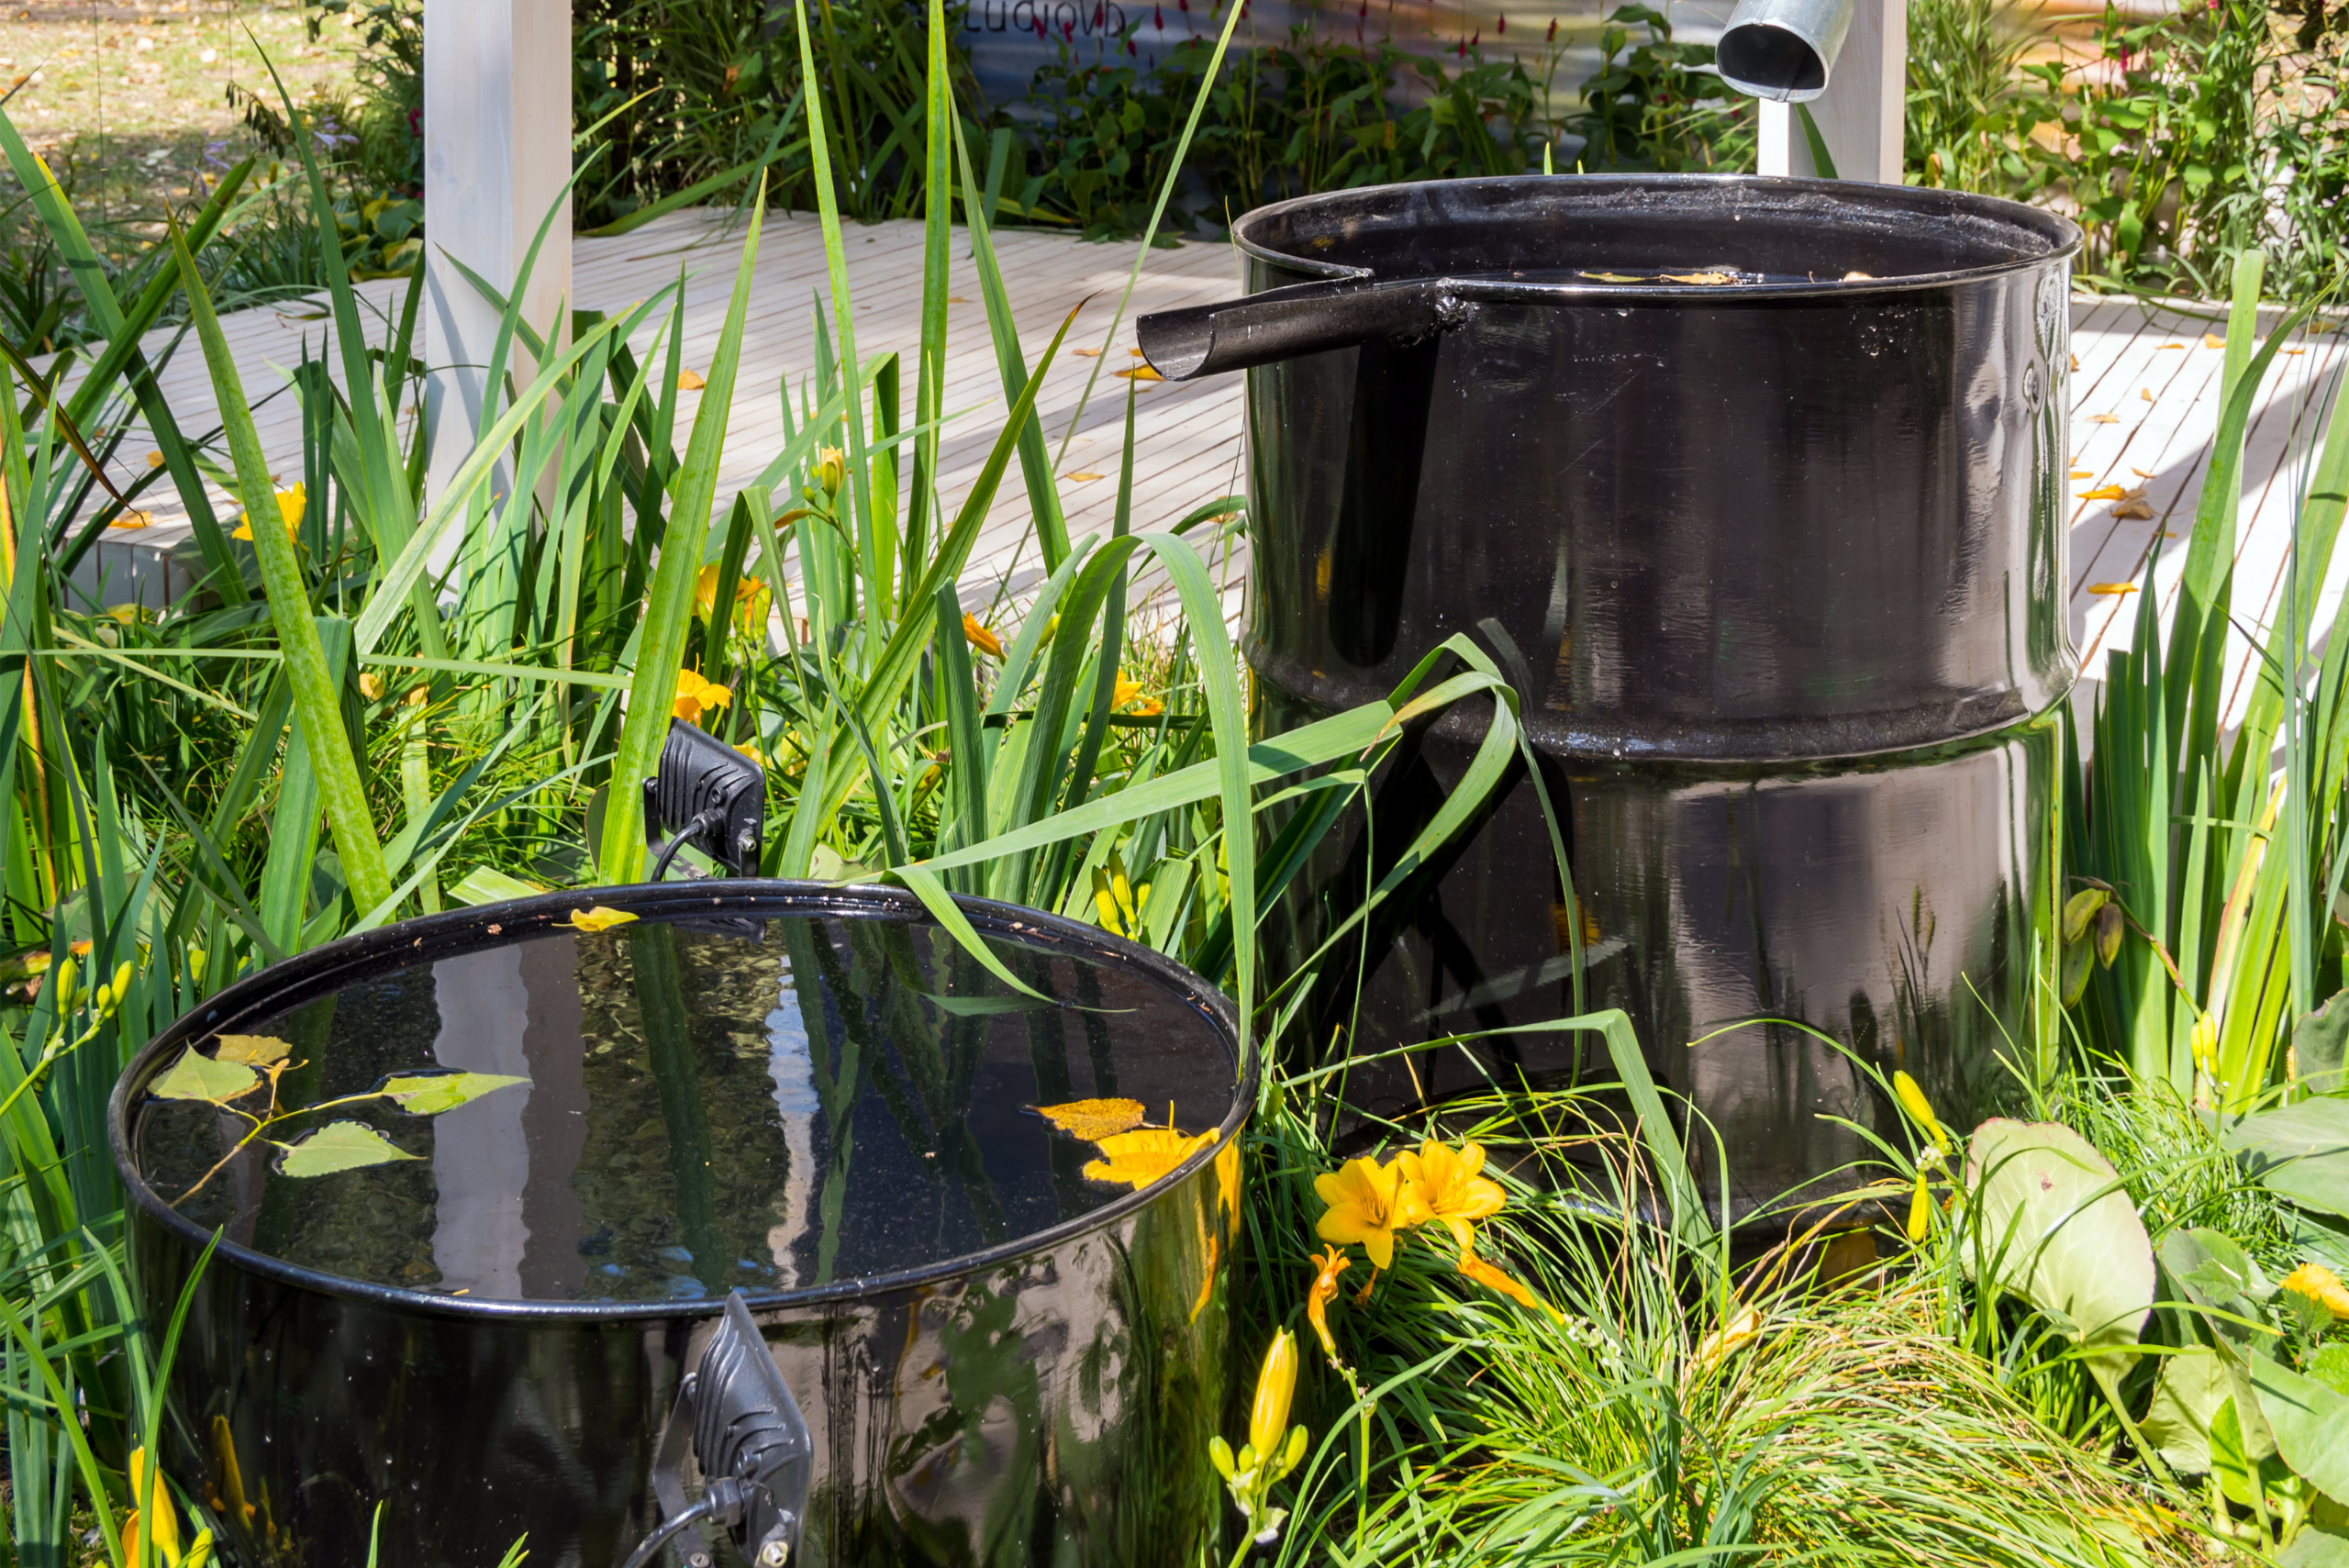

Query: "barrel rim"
<box><xmin>1228</xmin><ymin>172</ymin><xmax>2084</xmax><ymax>300</ymax></box>
<box><xmin>107</xmin><ymin>879</ymin><xmax>1253</xmax><ymax>1323</ymax></box>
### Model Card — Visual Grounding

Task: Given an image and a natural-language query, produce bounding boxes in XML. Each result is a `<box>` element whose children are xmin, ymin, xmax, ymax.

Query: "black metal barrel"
<box><xmin>1141</xmin><ymin>174</ymin><xmax>2077</xmax><ymax>1219</ymax></box>
<box><xmin>111</xmin><ymin>883</ymin><xmax>1247</xmax><ymax>1568</ymax></box>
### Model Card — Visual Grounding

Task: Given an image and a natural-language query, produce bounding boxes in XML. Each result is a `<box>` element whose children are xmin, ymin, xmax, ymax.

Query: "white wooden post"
<box><xmin>1756</xmin><ymin>0</ymin><xmax>1907</xmax><ymax>183</ymax></box>
<box><xmin>421</xmin><ymin>0</ymin><xmax>573</xmax><ymax>507</ymax></box>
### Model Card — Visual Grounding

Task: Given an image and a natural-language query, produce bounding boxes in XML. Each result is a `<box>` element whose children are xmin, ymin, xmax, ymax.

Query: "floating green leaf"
<box><xmin>150</xmin><ymin>1050</ymin><xmax>261</xmax><ymax>1105</ymax></box>
<box><xmin>381</xmin><ymin>1073</ymin><xmax>529</xmax><ymax>1115</ymax></box>
<box><xmin>2223</xmin><ymin>1095</ymin><xmax>2349</xmax><ymax>1220</ymax></box>
<box><xmin>279</xmin><ymin>1121</ymin><xmax>417</xmax><ymax>1177</ymax></box>
<box><xmin>215</xmin><ymin>1034</ymin><xmax>294</xmax><ymax>1067</ymax></box>
<box><xmin>1965</xmin><ymin>1118</ymin><xmax>2154</xmax><ymax>1390</ymax></box>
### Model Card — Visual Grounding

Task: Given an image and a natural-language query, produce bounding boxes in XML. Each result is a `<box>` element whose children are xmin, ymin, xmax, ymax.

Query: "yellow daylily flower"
<box><xmin>1314</xmin><ymin>1155</ymin><xmax>1430</xmax><ymax>1272</ymax></box>
<box><xmin>1399</xmin><ymin>1139</ymin><xmax>1506</xmax><ymax>1251</ymax></box>
<box><xmin>673</xmin><ymin>668</ymin><xmax>733</xmax><ymax>728</ymax></box>
<box><xmin>1306</xmin><ymin>1244</ymin><xmax>1351</xmax><ymax>1365</ymax></box>
<box><xmin>1092</xmin><ymin>856</ymin><xmax>1150</xmax><ymax>938</ymax></box>
<box><xmin>124</xmin><ymin>1447</ymin><xmax>182</xmax><ymax>1567</ymax></box>
<box><xmin>560</xmin><ymin>906</ymin><xmax>640</xmax><ymax>933</ymax></box>
<box><xmin>695</xmin><ymin>564</ymin><xmax>772</xmax><ymax>635</ymax></box>
<box><xmin>1112</xmin><ymin>671</ymin><xmax>1165</xmax><ymax>717</ymax></box>
<box><xmin>2282</xmin><ymin>1262</ymin><xmax>2349</xmax><ymax>1319</ymax></box>
<box><xmin>1249</xmin><ymin>1329</ymin><xmax>1298</xmax><ymax>1460</ymax></box>
<box><xmin>230</xmin><ymin>484</ymin><xmax>305</xmax><ymax>544</ymax></box>
<box><xmin>1691</xmin><ymin>1304</ymin><xmax>1763</xmax><ymax>1375</ymax></box>
<box><xmin>1456</xmin><ymin>1238</ymin><xmax>1563</xmax><ymax>1321</ymax></box>
<box><xmin>1082</xmin><ymin>1127</ymin><xmax>1213</xmax><ymax>1190</ymax></box>
<box><xmin>962</xmin><ymin>614</ymin><xmax>1004</xmax><ymax>660</ymax></box>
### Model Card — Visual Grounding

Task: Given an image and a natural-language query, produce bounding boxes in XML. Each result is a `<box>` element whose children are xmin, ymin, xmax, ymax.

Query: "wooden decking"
<box><xmin>78</xmin><ymin>213</ymin><xmax>2349</xmax><ymax>713</ymax></box>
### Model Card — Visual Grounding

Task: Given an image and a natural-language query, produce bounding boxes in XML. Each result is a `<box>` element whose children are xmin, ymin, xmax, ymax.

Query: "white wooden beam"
<box><xmin>1756</xmin><ymin>0</ymin><xmax>1907</xmax><ymax>183</ymax></box>
<box><xmin>421</xmin><ymin>0</ymin><xmax>572</xmax><ymax>507</ymax></box>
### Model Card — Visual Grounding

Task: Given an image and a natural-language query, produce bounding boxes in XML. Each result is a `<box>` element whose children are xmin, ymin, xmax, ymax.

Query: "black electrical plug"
<box><xmin>642</xmin><ymin>719</ymin><xmax>765</xmax><ymax>880</ymax></box>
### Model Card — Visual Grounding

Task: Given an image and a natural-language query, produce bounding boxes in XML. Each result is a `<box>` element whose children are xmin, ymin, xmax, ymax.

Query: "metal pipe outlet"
<box><xmin>1715</xmin><ymin>0</ymin><xmax>1857</xmax><ymax>101</ymax></box>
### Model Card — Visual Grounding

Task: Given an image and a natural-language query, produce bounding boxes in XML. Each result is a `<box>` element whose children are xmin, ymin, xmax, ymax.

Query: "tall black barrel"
<box><xmin>1142</xmin><ymin>175</ymin><xmax>2078</xmax><ymax>1219</ymax></box>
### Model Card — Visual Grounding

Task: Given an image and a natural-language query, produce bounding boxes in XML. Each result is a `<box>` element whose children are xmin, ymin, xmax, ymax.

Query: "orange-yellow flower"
<box><xmin>1399</xmin><ymin>1139</ymin><xmax>1506</xmax><ymax>1251</ymax></box>
<box><xmin>2282</xmin><ymin>1262</ymin><xmax>2349</xmax><ymax>1318</ymax></box>
<box><xmin>1112</xmin><ymin>671</ymin><xmax>1164</xmax><ymax>717</ymax></box>
<box><xmin>1305</xmin><ymin>1244</ymin><xmax>1350</xmax><ymax>1364</ymax></box>
<box><xmin>124</xmin><ymin>1447</ymin><xmax>183</xmax><ymax>1567</ymax></box>
<box><xmin>963</xmin><ymin>614</ymin><xmax>1004</xmax><ymax>660</ymax></box>
<box><xmin>673</xmin><ymin>668</ymin><xmax>732</xmax><ymax>728</ymax></box>
<box><xmin>1083</xmin><ymin>1127</ymin><xmax>1214</xmax><ymax>1190</ymax></box>
<box><xmin>1456</xmin><ymin>1239</ymin><xmax>1562</xmax><ymax>1321</ymax></box>
<box><xmin>230</xmin><ymin>484</ymin><xmax>305</xmax><ymax>544</ymax></box>
<box><xmin>1314</xmin><ymin>1155</ymin><xmax>1429</xmax><ymax>1271</ymax></box>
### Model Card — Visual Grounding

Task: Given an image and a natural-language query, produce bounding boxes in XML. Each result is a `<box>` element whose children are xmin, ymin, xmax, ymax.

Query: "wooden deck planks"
<box><xmin>68</xmin><ymin>213</ymin><xmax>2349</xmax><ymax>732</ymax></box>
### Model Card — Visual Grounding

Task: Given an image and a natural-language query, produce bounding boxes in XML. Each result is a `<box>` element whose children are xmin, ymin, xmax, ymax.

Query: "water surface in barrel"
<box><xmin>134</xmin><ymin>915</ymin><xmax>1234</xmax><ymax>1302</ymax></box>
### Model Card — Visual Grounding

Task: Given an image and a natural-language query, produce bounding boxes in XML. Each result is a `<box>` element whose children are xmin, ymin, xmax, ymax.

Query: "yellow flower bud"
<box><xmin>114</xmin><ymin>961</ymin><xmax>133</xmax><ymax>1000</ymax></box>
<box><xmin>1247</xmin><ymin>1329</ymin><xmax>1298</xmax><ymax>1461</ymax></box>
<box><xmin>1906</xmin><ymin>1166</ymin><xmax>1932</xmax><ymax>1243</ymax></box>
<box><xmin>1891</xmin><ymin>1070</ymin><xmax>1945</xmax><ymax>1151</ymax></box>
<box><xmin>814</xmin><ymin>446</ymin><xmax>847</xmax><ymax>497</ymax></box>
<box><xmin>2191</xmin><ymin>1012</ymin><xmax>2218</xmax><ymax>1073</ymax></box>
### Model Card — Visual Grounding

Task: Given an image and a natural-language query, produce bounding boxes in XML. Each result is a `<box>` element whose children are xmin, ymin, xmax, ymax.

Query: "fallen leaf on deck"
<box><xmin>2079</xmin><ymin>484</ymin><xmax>2130</xmax><ymax>500</ymax></box>
<box><xmin>1661</xmin><ymin>272</ymin><xmax>1734</xmax><ymax>285</ymax></box>
<box><xmin>2203</xmin><ymin>333</ymin><xmax>2225</xmax><ymax>349</ymax></box>
<box><xmin>677</xmin><ymin>369</ymin><xmax>707</xmax><ymax>391</ymax></box>
<box><xmin>109</xmin><ymin>512</ymin><xmax>150</xmax><ymax>530</ymax></box>
<box><xmin>2088</xmin><ymin>583</ymin><xmax>2140</xmax><ymax>595</ymax></box>
<box><xmin>2069</xmin><ymin>469</ymin><xmax>2093</xmax><ymax>479</ymax></box>
<box><xmin>2070</xmin><ymin>353</ymin><xmax>2080</xmax><ymax>372</ymax></box>
<box><xmin>560</xmin><ymin>906</ymin><xmax>639</xmax><ymax>932</ymax></box>
<box><xmin>948</xmin><ymin>295</ymin><xmax>972</xmax><ymax>303</ymax></box>
<box><xmin>2090</xmin><ymin>414</ymin><xmax>2121</xmax><ymax>424</ymax></box>
<box><xmin>1114</xmin><ymin>366</ymin><xmax>1164</xmax><ymax>382</ymax></box>
<box><xmin>2287</xmin><ymin>348</ymin><xmax>2308</xmax><ymax>356</ymax></box>
<box><xmin>2157</xmin><ymin>342</ymin><xmax>2186</xmax><ymax>350</ymax></box>
<box><xmin>2141</xmin><ymin>388</ymin><xmax>2154</xmax><ymax>401</ymax></box>
<box><xmin>145</xmin><ymin>451</ymin><xmax>165</xmax><ymax>469</ymax></box>
<box><xmin>1130</xmin><ymin>349</ymin><xmax>1147</xmax><ymax>357</ymax></box>
<box><xmin>2131</xmin><ymin>468</ymin><xmax>2153</xmax><ymax>478</ymax></box>
<box><xmin>1066</xmin><ymin>472</ymin><xmax>1107</xmax><ymax>482</ymax></box>
<box><xmin>1073</xmin><ymin>348</ymin><xmax>1102</xmax><ymax>357</ymax></box>
<box><xmin>1034</xmin><ymin>1097</ymin><xmax>1148</xmax><ymax>1140</ymax></box>
<box><xmin>2112</xmin><ymin>500</ymin><xmax>2156</xmax><ymax>519</ymax></box>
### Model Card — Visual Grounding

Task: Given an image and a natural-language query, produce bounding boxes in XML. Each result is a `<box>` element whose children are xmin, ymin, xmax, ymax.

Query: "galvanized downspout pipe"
<box><xmin>1716</xmin><ymin>0</ymin><xmax>1859</xmax><ymax>103</ymax></box>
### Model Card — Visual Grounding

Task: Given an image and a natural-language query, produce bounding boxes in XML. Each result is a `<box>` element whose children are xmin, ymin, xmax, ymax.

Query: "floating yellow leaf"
<box><xmin>215</xmin><ymin>1034</ymin><xmax>293</xmax><ymax>1067</ymax></box>
<box><xmin>1066</xmin><ymin>471</ymin><xmax>1107</xmax><ymax>482</ymax></box>
<box><xmin>2111</xmin><ymin>500</ymin><xmax>2156</xmax><ymax>520</ymax></box>
<box><xmin>2088</xmin><ymin>582</ymin><xmax>2140</xmax><ymax>595</ymax></box>
<box><xmin>2282</xmin><ymin>1261</ymin><xmax>2349</xmax><ymax>1318</ymax></box>
<box><xmin>1033</xmin><ymin>1096</ymin><xmax>1147</xmax><ymax>1141</ymax></box>
<box><xmin>1113</xmin><ymin>366</ymin><xmax>1164</xmax><ymax>382</ymax></box>
<box><xmin>1661</xmin><ymin>272</ymin><xmax>1734</xmax><ymax>285</ymax></box>
<box><xmin>561</xmin><ymin>906</ymin><xmax>640</xmax><ymax>933</ymax></box>
<box><xmin>110</xmin><ymin>511</ymin><xmax>151</xmax><ymax>530</ymax></box>
<box><xmin>231</xmin><ymin>484</ymin><xmax>305</xmax><ymax>543</ymax></box>
<box><xmin>1083</xmin><ymin>1127</ymin><xmax>1214</xmax><ymax>1189</ymax></box>
<box><xmin>1579</xmin><ymin>270</ymin><xmax>1642</xmax><ymax>283</ymax></box>
<box><xmin>673</xmin><ymin>668</ymin><xmax>732</xmax><ymax>728</ymax></box>
<box><xmin>2203</xmin><ymin>332</ymin><xmax>2225</xmax><ymax>350</ymax></box>
<box><xmin>677</xmin><ymin>368</ymin><xmax>707</xmax><ymax>391</ymax></box>
<box><xmin>962</xmin><ymin>613</ymin><xmax>1004</xmax><ymax>659</ymax></box>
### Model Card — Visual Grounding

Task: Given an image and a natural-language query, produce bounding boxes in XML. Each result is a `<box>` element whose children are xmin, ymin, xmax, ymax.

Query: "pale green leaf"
<box><xmin>279</xmin><ymin>1120</ymin><xmax>417</xmax><ymax>1177</ymax></box>
<box><xmin>381</xmin><ymin>1072</ymin><xmax>530</xmax><ymax>1115</ymax></box>
<box><xmin>215</xmin><ymin>1034</ymin><xmax>293</xmax><ymax>1067</ymax></box>
<box><xmin>2141</xmin><ymin>1346</ymin><xmax>2232</xmax><ymax>1473</ymax></box>
<box><xmin>2224</xmin><ymin>1095</ymin><xmax>2349</xmax><ymax>1219</ymax></box>
<box><xmin>2250</xmin><ymin>1351</ymin><xmax>2349</xmax><ymax>1502</ymax></box>
<box><xmin>150</xmin><ymin>1050</ymin><xmax>261</xmax><ymax>1105</ymax></box>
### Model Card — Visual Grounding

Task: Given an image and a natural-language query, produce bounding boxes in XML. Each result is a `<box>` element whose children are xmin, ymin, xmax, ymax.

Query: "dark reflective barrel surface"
<box><xmin>112</xmin><ymin>884</ymin><xmax>1245</xmax><ymax>1568</ymax></box>
<box><xmin>1226</xmin><ymin>176</ymin><xmax>2076</xmax><ymax>1218</ymax></box>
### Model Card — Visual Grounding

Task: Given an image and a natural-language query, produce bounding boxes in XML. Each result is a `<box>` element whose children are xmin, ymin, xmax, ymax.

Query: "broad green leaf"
<box><xmin>381</xmin><ymin>1073</ymin><xmax>530</xmax><ymax>1116</ymax></box>
<box><xmin>279</xmin><ymin>1121</ymin><xmax>417</xmax><ymax>1177</ymax></box>
<box><xmin>1965</xmin><ymin>1118</ymin><xmax>2154</xmax><ymax>1389</ymax></box>
<box><xmin>2224</xmin><ymin>1095</ymin><xmax>2349</xmax><ymax>1219</ymax></box>
<box><xmin>2141</xmin><ymin>1346</ymin><xmax>2232</xmax><ymax>1473</ymax></box>
<box><xmin>2281</xmin><ymin>1524</ymin><xmax>2349</xmax><ymax>1568</ymax></box>
<box><xmin>2213</xmin><ymin>1396</ymin><xmax>2299</xmax><ymax>1512</ymax></box>
<box><xmin>150</xmin><ymin>1051</ymin><xmax>261</xmax><ymax>1105</ymax></box>
<box><xmin>2298</xmin><ymin>991</ymin><xmax>2349</xmax><ymax>1095</ymax></box>
<box><xmin>214</xmin><ymin>1035</ymin><xmax>293</xmax><ymax>1067</ymax></box>
<box><xmin>2252</xmin><ymin>1351</ymin><xmax>2349</xmax><ymax>1502</ymax></box>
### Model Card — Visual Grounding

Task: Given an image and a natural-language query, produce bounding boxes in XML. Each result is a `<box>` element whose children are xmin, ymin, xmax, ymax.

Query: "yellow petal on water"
<box><xmin>2089</xmin><ymin>414</ymin><xmax>2122</xmax><ymax>424</ymax></box>
<box><xmin>1084</xmin><ymin>1128</ymin><xmax>1215</xmax><ymax>1189</ymax></box>
<box><xmin>2111</xmin><ymin>499</ymin><xmax>2156</xmax><ymax>519</ymax></box>
<box><xmin>1660</xmin><ymin>272</ymin><xmax>1734</xmax><ymax>285</ymax></box>
<box><xmin>677</xmin><ymin>368</ymin><xmax>707</xmax><ymax>391</ymax></box>
<box><xmin>2203</xmin><ymin>332</ymin><xmax>2226</xmax><ymax>350</ymax></box>
<box><xmin>561</xmin><ymin>906</ymin><xmax>639</xmax><ymax>933</ymax></box>
<box><xmin>1066</xmin><ymin>472</ymin><xmax>1107</xmax><ymax>482</ymax></box>
<box><xmin>1579</xmin><ymin>271</ymin><xmax>1643</xmax><ymax>283</ymax></box>
<box><xmin>2088</xmin><ymin>582</ymin><xmax>2140</xmax><ymax>595</ymax></box>
<box><xmin>1113</xmin><ymin>366</ymin><xmax>1164</xmax><ymax>382</ymax></box>
<box><xmin>1033</xmin><ymin>1097</ymin><xmax>1148</xmax><ymax>1141</ymax></box>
